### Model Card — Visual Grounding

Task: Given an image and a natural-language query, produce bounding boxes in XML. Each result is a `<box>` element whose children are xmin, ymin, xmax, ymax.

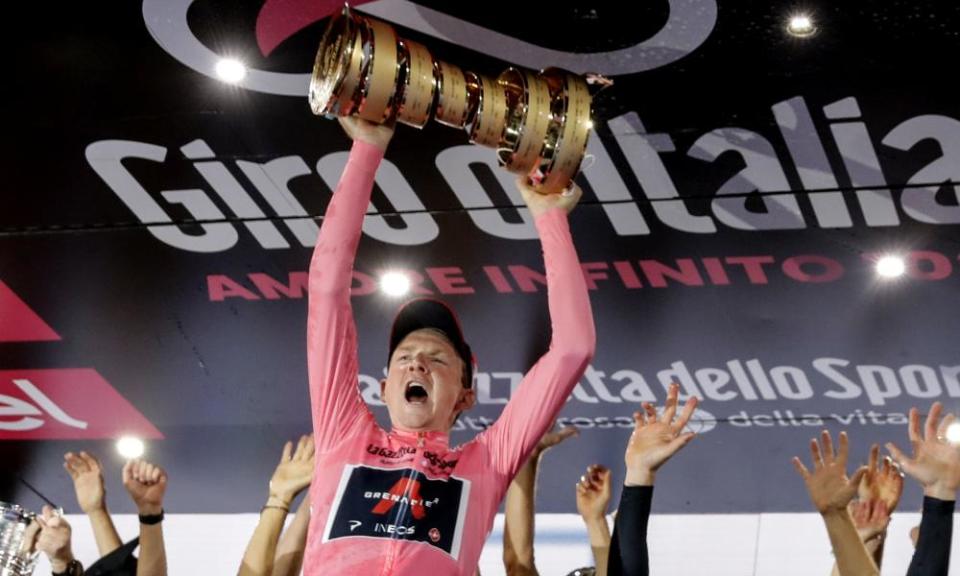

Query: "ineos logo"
<box><xmin>141</xmin><ymin>0</ymin><xmax>717</xmax><ymax>96</ymax></box>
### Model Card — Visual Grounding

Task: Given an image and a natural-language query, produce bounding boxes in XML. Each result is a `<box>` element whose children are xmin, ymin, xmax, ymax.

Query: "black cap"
<box><xmin>388</xmin><ymin>299</ymin><xmax>474</xmax><ymax>388</ymax></box>
<box><xmin>85</xmin><ymin>537</ymin><xmax>139</xmax><ymax>576</ymax></box>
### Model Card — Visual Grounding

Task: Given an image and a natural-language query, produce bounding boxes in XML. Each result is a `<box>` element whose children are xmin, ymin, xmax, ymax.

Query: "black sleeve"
<box><xmin>906</xmin><ymin>496</ymin><xmax>955</xmax><ymax>576</ymax></box>
<box><xmin>608</xmin><ymin>485</ymin><xmax>653</xmax><ymax>576</ymax></box>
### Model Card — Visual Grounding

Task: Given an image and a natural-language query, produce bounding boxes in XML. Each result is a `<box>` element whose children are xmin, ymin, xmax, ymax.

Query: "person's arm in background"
<box><xmin>64</xmin><ymin>451</ymin><xmax>123</xmax><ymax>558</ymax></box>
<box><xmin>36</xmin><ymin>506</ymin><xmax>80</xmax><ymax>575</ymax></box>
<box><xmin>829</xmin><ymin>444</ymin><xmax>903</xmax><ymax>576</ymax></box>
<box><xmin>271</xmin><ymin>492</ymin><xmax>311</xmax><ymax>576</ymax></box>
<box><xmin>503</xmin><ymin>426</ymin><xmax>579</xmax><ymax>576</ymax></box>
<box><xmin>239</xmin><ymin>435</ymin><xmax>314</xmax><ymax>576</ymax></box>
<box><xmin>793</xmin><ymin>431</ymin><xmax>875</xmax><ymax>576</ymax></box>
<box><xmin>609</xmin><ymin>383</ymin><xmax>698</xmax><ymax>576</ymax></box>
<box><xmin>887</xmin><ymin>402</ymin><xmax>959</xmax><ymax>576</ymax></box>
<box><xmin>123</xmin><ymin>459</ymin><xmax>169</xmax><ymax>576</ymax></box>
<box><xmin>576</xmin><ymin>464</ymin><xmax>612</xmax><ymax>576</ymax></box>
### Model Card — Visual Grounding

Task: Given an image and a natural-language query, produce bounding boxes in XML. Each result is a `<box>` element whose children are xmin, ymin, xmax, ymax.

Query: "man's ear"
<box><xmin>379</xmin><ymin>379</ymin><xmax>387</xmax><ymax>402</ymax></box>
<box><xmin>456</xmin><ymin>387</ymin><xmax>477</xmax><ymax>413</ymax></box>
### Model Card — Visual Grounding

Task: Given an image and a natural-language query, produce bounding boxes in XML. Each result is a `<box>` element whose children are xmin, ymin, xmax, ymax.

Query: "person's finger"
<box><xmin>837</xmin><ymin>431</ymin><xmax>850</xmax><ymax>464</ymax></box>
<box><xmin>924</xmin><ymin>402</ymin><xmax>943</xmax><ymax>441</ymax></box>
<box><xmin>849</xmin><ymin>466</ymin><xmax>869</xmax><ymax>490</ymax></box>
<box><xmin>821</xmin><ymin>430</ymin><xmax>836</xmax><ymax>463</ymax></box>
<box><xmin>70</xmin><ymin>452</ymin><xmax>89</xmax><ymax>474</ymax></box>
<box><xmin>791</xmin><ymin>456</ymin><xmax>811</xmax><ymax>480</ymax></box>
<box><xmin>63</xmin><ymin>453</ymin><xmax>80</xmax><ymax>478</ymax></box>
<box><xmin>633</xmin><ymin>410</ymin><xmax>645</xmax><ymax>426</ymax></box>
<box><xmin>673</xmin><ymin>395</ymin><xmax>699</xmax><ymax>433</ymax></box>
<box><xmin>303</xmin><ymin>435</ymin><xmax>315</xmax><ymax>459</ymax></box>
<box><xmin>281</xmin><ymin>440</ymin><xmax>293</xmax><ymax>463</ymax></box>
<box><xmin>868</xmin><ymin>443</ymin><xmax>880</xmax><ymax>472</ymax></box>
<box><xmin>809</xmin><ymin>438</ymin><xmax>823</xmax><ymax>468</ymax></box>
<box><xmin>556</xmin><ymin>426</ymin><xmax>579</xmax><ymax>443</ymax></box>
<box><xmin>662</xmin><ymin>383</ymin><xmax>680</xmax><ymax>423</ymax></box>
<box><xmin>643</xmin><ymin>402</ymin><xmax>658</xmax><ymax>423</ymax></box>
<box><xmin>880</xmin><ymin>454</ymin><xmax>891</xmax><ymax>477</ymax></box>
<box><xmin>908</xmin><ymin>407</ymin><xmax>921</xmax><ymax>445</ymax></box>
<box><xmin>885</xmin><ymin>442</ymin><xmax>909</xmax><ymax>466</ymax></box>
<box><xmin>122</xmin><ymin>460</ymin><xmax>134</xmax><ymax>485</ymax></box>
<box><xmin>295</xmin><ymin>436</ymin><xmax>307</xmax><ymax>459</ymax></box>
<box><xmin>79</xmin><ymin>451</ymin><xmax>100</xmax><ymax>472</ymax></box>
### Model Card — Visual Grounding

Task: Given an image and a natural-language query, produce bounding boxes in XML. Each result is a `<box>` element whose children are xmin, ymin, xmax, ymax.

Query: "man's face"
<box><xmin>382</xmin><ymin>328</ymin><xmax>475</xmax><ymax>432</ymax></box>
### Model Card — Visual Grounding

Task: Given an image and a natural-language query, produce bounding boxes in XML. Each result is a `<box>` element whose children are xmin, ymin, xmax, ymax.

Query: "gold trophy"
<box><xmin>309</xmin><ymin>6</ymin><xmax>606</xmax><ymax>195</ymax></box>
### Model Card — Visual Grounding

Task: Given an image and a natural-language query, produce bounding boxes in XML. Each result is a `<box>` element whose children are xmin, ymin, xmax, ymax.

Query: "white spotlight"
<box><xmin>380</xmin><ymin>272</ymin><xmax>411</xmax><ymax>297</ymax></box>
<box><xmin>116</xmin><ymin>436</ymin><xmax>145</xmax><ymax>459</ymax></box>
<box><xmin>786</xmin><ymin>14</ymin><xmax>817</xmax><ymax>37</ymax></box>
<box><xmin>215</xmin><ymin>58</ymin><xmax>247</xmax><ymax>83</ymax></box>
<box><xmin>876</xmin><ymin>255</ymin><xmax>906</xmax><ymax>278</ymax></box>
<box><xmin>946</xmin><ymin>422</ymin><xmax>960</xmax><ymax>445</ymax></box>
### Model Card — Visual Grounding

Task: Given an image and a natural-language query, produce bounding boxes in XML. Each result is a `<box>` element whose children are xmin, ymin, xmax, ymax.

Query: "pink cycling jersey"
<box><xmin>303</xmin><ymin>140</ymin><xmax>596</xmax><ymax>575</ymax></box>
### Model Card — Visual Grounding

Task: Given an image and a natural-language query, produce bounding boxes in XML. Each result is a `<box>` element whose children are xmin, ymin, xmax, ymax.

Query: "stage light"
<box><xmin>380</xmin><ymin>272</ymin><xmax>411</xmax><ymax>297</ymax></box>
<box><xmin>116</xmin><ymin>436</ymin><xmax>145</xmax><ymax>459</ymax></box>
<box><xmin>876</xmin><ymin>255</ymin><xmax>906</xmax><ymax>278</ymax></box>
<box><xmin>215</xmin><ymin>58</ymin><xmax>247</xmax><ymax>83</ymax></box>
<box><xmin>786</xmin><ymin>14</ymin><xmax>817</xmax><ymax>37</ymax></box>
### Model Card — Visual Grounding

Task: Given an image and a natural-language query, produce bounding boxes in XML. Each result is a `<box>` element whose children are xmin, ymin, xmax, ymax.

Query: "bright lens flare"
<box><xmin>215</xmin><ymin>58</ymin><xmax>247</xmax><ymax>83</ymax></box>
<box><xmin>116</xmin><ymin>436</ymin><xmax>145</xmax><ymax>459</ymax></box>
<box><xmin>380</xmin><ymin>272</ymin><xmax>411</xmax><ymax>297</ymax></box>
<box><xmin>876</xmin><ymin>255</ymin><xmax>906</xmax><ymax>278</ymax></box>
<box><xmin>786</xmin><ymin>14</ymin><xmax>817</xmax><ymax>37</ymax></box>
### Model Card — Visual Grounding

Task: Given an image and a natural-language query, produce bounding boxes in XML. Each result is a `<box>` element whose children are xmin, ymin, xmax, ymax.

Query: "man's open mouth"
<box><xmin>404</xmin><ymin>382</ymin><xmax>429</xmax><ymax>404</ymax></box>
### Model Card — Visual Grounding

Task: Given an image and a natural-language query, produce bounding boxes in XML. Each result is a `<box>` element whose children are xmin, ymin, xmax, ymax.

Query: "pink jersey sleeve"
<box><xmin>307</xmin><ymin>140</ymin><xmax>384</xmax><ymax>453</ymax></box>
<box><xmin>478</xmin><ymin>207</ymin><xmax>596</xmax><ymax>480</ymax></box>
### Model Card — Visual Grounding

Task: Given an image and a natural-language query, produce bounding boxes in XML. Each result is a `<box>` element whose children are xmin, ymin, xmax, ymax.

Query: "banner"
<box><xmin>2</xmin><ymin>0</ymin><xmax>958</xmax><ymax>516</ymax></box>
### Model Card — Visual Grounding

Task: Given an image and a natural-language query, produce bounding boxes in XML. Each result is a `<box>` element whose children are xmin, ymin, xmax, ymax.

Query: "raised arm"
<box><xmin>240</xmin><ymin>435</ymin><xmax>314</xmax><ymax>576</ymax></box>
<box><xmin>36</xmin><ymin>506</ymin><xmax>79</xmax><ymax>575</ymax></box>
<box><xmin>609</xmin><ymin>383</ymin><xmax>698</xmax><ymax>576</ymax></box>
<box><xmin>481</xmin><ymin>179</ymin><xmax>595</xmax><ymax>479</ymax></box>
<box><xmin>308</xmin><ymin>118</ymin><xmax>393</xmax><ymax>452</ymax></box>
<box><xmin>64</xmin><ymin>451</ymin><xmax>123</xmax><ymax>557</ymax></box>
<box><xmin>829</xmin><ymin>444</ymin><xmax>903</xmax><ymax>576</ymax></box>
<box><xmin>792</xmin><ymin>431</ymin><xmax>876</xmax><ymax>576</ymax></box>
<box><xmin>123</xmin><ymin>459</ymin><xmax>169</xmax><ymax>576</ymax></box>
<box><xmin>503</xmin><ymin>426</ymin><xmax>578</xmax><ymax>576</ymax></box>
<box><xmin>272</xmin><ymin>492</ymin><xmax>311</xmax><ymax>576</ymax></box>
<box><xmin>887</xmin><ymin>402</ymin><xmax>959</xmax><ymax>576</ymax></box>
<box><xmin>576</xmin><ymin>464</ymin><xmax>612</xmax><ymax>576</ymax></box>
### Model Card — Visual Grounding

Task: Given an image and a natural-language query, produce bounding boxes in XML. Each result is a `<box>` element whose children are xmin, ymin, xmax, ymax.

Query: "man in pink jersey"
<box><xmin>302</xmin><ymin>117</ymin><xmax>595</xmax><ymax>575</ymax></box>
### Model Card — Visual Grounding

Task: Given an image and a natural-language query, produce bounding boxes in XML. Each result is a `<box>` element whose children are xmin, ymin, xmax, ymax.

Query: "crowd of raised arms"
<box><xmin>22</xmin><ymin>118</ymin><xmax>958</xmax><ymax>576</ymax></box>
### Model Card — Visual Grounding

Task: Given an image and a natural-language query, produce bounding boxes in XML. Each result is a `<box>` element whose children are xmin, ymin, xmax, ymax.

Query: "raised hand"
<box><xmin>337</xmin><ymin>116</ymin><xmax>394</xmax><ymax>152</ymax></box>
<box><xmin>849</xmin><ymin>499</ymin><xmax>891</xmax><ymax>543</ymax></box>
<box><xmin>536</xmin><ymin>425</ymin><xmax>579</xmax><ymax>454</ymax></box>
<box><xmin>268</xmin><ymin>435</ymin><xmax>315</xmax><ymax>506</ymax></box>
<box><xmin>516</xmin><ymin>176</ymin><xmax>583</xmax><ymax>219</ymax></box>
<box><xmin>64</xmin><ymin>451</ymin><xmax>108</xmax><ymax>513</ymax></box>
<box><xmin>123</xmin><ymin>459</ymin><xmax>168</xmax><ymax>515</ymax></box>
<box><xmin>858</xmin><ymin>443</ymin><xmax>904</xmax><ymax>513</ymax></box>
<box><xmin>792</xmin><ymin>430</ymin><xmax>868</xmax><ymax>514</ymax></box>
<box><xmin>886</xmin><ymin>402</ymin><xmax>960</xmax><ymax>501</ymax></box>
<box><xmin>35</xmin><ymin>505</ymin><xmax>74</xmax><ymax>572</ymax></box>
<box><xmin>576</xmin><ymin>464</ymin><xmax>612</xmax><ymax>522</ymax></box>
<box><xmin>624</xmin><ymin>383</ymin><xmax>698</xmax><ymax>486</ymax></box>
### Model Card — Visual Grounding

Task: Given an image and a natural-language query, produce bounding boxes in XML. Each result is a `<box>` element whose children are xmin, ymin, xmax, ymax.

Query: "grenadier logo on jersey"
<box><xmin>323</xmin><ymin>464</ymin><xmax>471</xmax><ymax>559</ymax></box>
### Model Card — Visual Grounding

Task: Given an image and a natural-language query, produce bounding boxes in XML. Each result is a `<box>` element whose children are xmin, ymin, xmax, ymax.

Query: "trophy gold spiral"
<box><xmin>309</xmin><ymin>5</ymin><xmax>605</xmax><ymax>194</ymax></box>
